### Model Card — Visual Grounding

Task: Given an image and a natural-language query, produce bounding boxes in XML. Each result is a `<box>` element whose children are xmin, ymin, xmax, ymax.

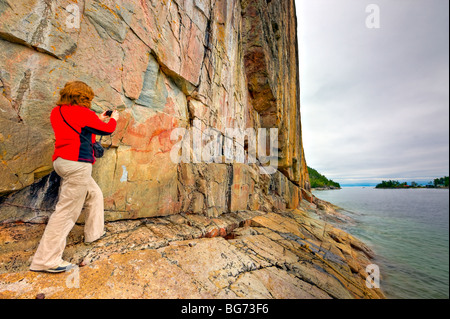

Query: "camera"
<box><xmin>105</xmin><ymin>110</ymin><xmax>113</xmax><ymax>117</ymax></box>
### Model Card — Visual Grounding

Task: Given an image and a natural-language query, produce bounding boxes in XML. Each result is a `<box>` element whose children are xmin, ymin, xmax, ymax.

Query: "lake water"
<box><xmin>312</xmin><ymin>187</ymin><xmax>449</xmax><ymax>299</ymax></box>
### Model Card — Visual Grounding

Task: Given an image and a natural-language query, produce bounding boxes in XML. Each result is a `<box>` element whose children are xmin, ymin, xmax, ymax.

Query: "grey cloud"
<box><xmin>297</xmin><ymin>0</ymin><xmax>449</xmax><ymax>185</ymax></box>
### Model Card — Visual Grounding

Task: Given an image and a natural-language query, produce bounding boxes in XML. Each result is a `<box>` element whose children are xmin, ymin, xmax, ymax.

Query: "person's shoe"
<box><xmin>31</xmin><ymin>261</ymin><xmax>75</xmax><ymax>273</ymax></box>
<box><xmin>84</xmin><ymin>231</ymin><xmax>107</xmax><ymax>244</ymax></box>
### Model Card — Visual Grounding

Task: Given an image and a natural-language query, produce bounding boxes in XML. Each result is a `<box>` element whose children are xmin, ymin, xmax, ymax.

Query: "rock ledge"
<box><xmin>0</xmin><ymin>200</ymin><xmax>384</xmax><ymax>299</ymax></box>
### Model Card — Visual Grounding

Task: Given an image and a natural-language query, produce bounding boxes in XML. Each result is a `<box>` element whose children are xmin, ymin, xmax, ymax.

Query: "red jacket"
<box><xmin>50</xmin><ymin>105</ymin><xmax>117</xmax><ymax>164</ymax></box>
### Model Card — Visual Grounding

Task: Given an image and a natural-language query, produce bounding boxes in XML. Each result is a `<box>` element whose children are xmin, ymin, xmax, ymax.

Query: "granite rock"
<box><xmin>0</xmin><ymin>0</ymin><xmax>309</xmax><ymax>221</ymax></box>
<box><xmin>0</xmin><ymin>205</ymin><xmax>385</xmax><ymax>299</ymax></box>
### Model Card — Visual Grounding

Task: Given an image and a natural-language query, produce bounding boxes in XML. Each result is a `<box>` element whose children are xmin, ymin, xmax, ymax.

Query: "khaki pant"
<box><xmin>30</xmin><ymin>157</ymin><xmax>104</xmax><ymax>271</ymax></box>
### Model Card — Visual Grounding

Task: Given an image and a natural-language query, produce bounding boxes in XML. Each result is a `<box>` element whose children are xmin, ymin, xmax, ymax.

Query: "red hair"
<box><xmin>57</xmin><ymin>81</ymin><xmax>94</xmax><ymax>109</ymax></box>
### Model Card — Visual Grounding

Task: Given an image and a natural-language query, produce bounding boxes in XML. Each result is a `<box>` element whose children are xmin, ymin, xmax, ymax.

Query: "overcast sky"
<box><xmin>296</xmin><ymin>0</ymin><xmax>449</xmax><ymax>185</ymax></box>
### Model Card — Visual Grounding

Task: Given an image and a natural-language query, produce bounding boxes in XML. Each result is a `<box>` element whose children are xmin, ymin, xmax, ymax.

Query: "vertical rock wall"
<box><xmin>0</xmin><ymin>0</ymin><xmax>309</xmax><ymax>223</ymax></box>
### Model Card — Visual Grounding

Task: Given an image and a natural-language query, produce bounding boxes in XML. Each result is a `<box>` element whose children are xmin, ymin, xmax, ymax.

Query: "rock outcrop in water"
<box><xmin>0</xmin><ymin>0</ymin><xmax>384</xmax><ymax>299</ymax></box>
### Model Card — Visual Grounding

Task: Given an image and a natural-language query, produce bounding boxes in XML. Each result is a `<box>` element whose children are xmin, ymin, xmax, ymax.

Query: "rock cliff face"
<box><xmin>0</xmin><ymin>0</ymin><xmax>309</xmax><ymax>222</ymax></box>
<box><xmin>0</xmin><ymin>0</ymin><xmax>384</xmax><ymax>299</ymax></box>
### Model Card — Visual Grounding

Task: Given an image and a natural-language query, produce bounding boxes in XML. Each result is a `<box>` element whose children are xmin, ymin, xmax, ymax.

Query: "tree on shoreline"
<box><xmin>434</xmin><ymin>176</ymin><xmax>449</xmax><ymax>187</ymax></box>
<box><xmin>307</xmin><ymin>167</ymin><xmax>341</xmax><ymax>189</ymax></box>
<box><xmin>375</xmin><ymin>180</ymin><xmax>405</xmax><ymax>188</ymax></box>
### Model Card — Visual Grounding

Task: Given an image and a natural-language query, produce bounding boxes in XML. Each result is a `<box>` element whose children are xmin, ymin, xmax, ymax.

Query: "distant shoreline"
<box><xmin>375</xmin><ymin>177</ymin><xmax>448</xmax><ymax>189</ymax></box>
<box><xmin>312</xmin><ymin>187</ymin><xmax>341</xmax><ymax>191</ymax></box>
<box><xmin>314</xmin><ymin>186</ymin><xmax>449</xmax><ymax>190</ymax></box>
<box><xmin>375</xmin><ymin>187</ymin><xmax>449</xmax><ymax>189</ymax></box>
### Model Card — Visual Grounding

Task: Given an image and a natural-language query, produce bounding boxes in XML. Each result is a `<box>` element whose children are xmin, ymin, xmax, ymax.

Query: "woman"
<box><xmin>30</xmin><ymin>81</ymin><xmax>119</xmax><ymax>273</ymax></box>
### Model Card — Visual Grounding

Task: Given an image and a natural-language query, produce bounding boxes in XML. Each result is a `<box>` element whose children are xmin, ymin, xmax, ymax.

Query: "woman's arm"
<box><xmin>83</xmin><ymin>109</ymin><xmax>118</xmax><ymax>136</ymax></box>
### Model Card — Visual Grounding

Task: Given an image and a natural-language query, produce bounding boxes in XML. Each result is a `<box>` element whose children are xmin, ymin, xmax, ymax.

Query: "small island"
<box><xmin>375</xmin><ymin>177</ymin><xmax>449</xmax><ymax>189</ymax></box>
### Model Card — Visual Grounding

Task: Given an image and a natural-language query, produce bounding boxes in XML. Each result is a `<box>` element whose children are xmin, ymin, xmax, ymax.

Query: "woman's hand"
<box><xmin>99</xmin><ymin>110</ymin><xmax>119</xmax><ymax>122</ymax></box>
<box><xmin>99</xmin><ymin>111</ymin><xmax>109</xmax><ymax>122</ymax></box>
<box><xmin>111</xmin><ymin>110</ymin><xmax>120</xmax><ymax>121</ymax></box>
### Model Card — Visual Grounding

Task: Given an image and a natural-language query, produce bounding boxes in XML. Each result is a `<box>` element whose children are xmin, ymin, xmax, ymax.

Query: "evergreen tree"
<box><xmin>307</xmin><ymin>167</ymin><xmax>341</xmax><ymax>189</ymax></box>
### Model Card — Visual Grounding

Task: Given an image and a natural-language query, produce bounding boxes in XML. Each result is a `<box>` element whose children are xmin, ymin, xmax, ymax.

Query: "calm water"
<box><xmin>312</xmin><ymin>187</ymin><xmax>449</xmax><ymax>299</ymax></box>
